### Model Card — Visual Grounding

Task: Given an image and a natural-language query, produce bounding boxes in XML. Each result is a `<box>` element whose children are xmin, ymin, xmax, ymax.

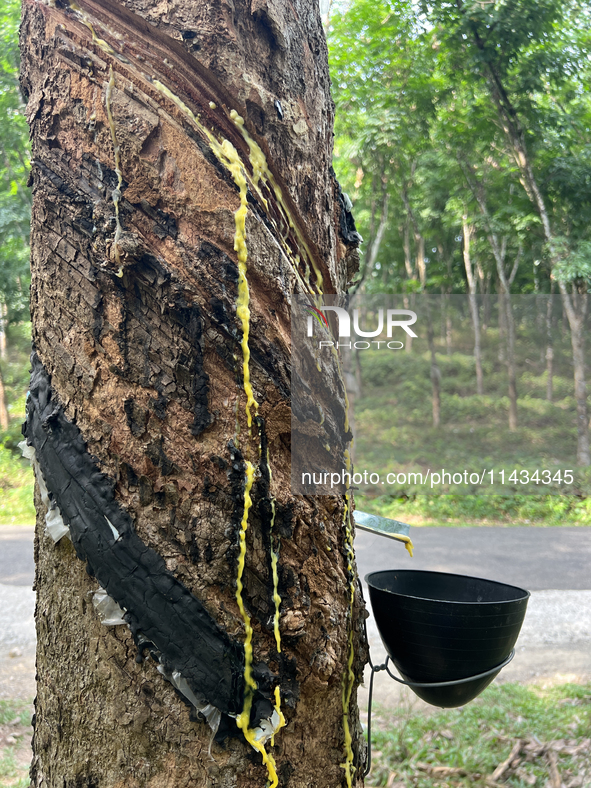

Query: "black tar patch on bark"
<box><xmin>23</xmin><ymin>353</ymin><xmax>275</xmax><ymax>727</ymax></box>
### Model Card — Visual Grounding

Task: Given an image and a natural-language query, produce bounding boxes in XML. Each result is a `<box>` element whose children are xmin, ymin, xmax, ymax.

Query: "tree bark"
<box><xmin>0</xmin><ymin>303</ymin><xmax>9</xmax><ymax>430</ymax></box>
<box><xmin>403</xmin><ymin>213</ymin><xmax>413</xmax><ymax>281</ymax></box>
<box><xmin>20</xmin><ymin>1</ymin><xmax>366</xmax><ymax>786</ymax></box>
<box><xmin>352</xmin><ymin>187</ymin><xmax>388</xmax><ymax>292</ymax></box>
<box><xmin>444</xmin><ymin>296</ymin><xmax>452</xmax><ymax>356</ymax></box>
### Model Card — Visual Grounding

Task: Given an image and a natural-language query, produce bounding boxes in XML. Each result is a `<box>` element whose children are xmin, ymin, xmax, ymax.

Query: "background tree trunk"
<box><xmin>426</xmin><ymin>300</ymin><xmax>441</xmax><ymax>429</ymax></box>
<box><xmin>20</xmin><ymin>0</ymin><xmax>365</xmax><ymax>786</ymax></box>
<box><xmin>546</xmin><ymin>290</ymin><xmax>554</xmax><ymax>403</ymax></box>
<box><xmin>461</xmin><ymin>216</ymin><xmax>483</xmax><ymax>395</ymax></box>
<box><xmin>559</xmin><ymin>288</ymin><xmax>590</xmax><ymax>466</ymax></box>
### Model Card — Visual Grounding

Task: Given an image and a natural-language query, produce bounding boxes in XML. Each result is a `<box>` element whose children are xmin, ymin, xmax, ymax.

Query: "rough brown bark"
<box><xmin>20</xmin><ymin>0</ymin><xmax>365</xmax><ymax>786</ymax></box>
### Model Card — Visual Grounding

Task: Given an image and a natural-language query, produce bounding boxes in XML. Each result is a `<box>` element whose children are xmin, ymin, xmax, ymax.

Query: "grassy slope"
<box><xmin>353</xmin><ymin>316</ymin><xmax>591</xmax><ymax>526</ymax></box>
<box><xmin>0</xmin><ymin>323</ymin><xmax>34</xmax><ymax>526</ymax></box>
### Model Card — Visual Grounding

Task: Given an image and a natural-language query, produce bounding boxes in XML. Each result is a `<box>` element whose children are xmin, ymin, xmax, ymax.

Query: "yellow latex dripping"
<box><xmin>229</xmin><ymin>109</ymin><xmax>323</xmax><ymax>294</ymax></box>
<box><xmin>235</xmin><ymin>461</ymin><xmax>257</xmax><ymax>696</ymax></box>
<box><xmin>271</xmin><ymin>685</ymin><xmax>286</xmax><ymax>748</ymax></box>
<box><xmin>225</xmin><ymin>145</ymin><xmax>258</xmax><ymax>429</ymax></box>
<box><xmin>269</xmin><ymin>498</ymin><xmax>282</xmax><ymax>655</ymax></box>
<box><xmin>266</xmin><ymin>450</ymin><xmax>285</xmax><ymax>738</ymax></box>
<box><xmin>150</xmin><ymin>80</ymin><xmax>292</xmax><ymax>785</ymax></box>
<box><xmin>150</xmin><ymin>81</ymin><xmax>317</xmax><ymax>298</ymax></box>
<box><xmin>151</xmin><ymin>82</ymin><xmax>259</xmax><ymax>427</ymax></box>
<box><xmin>64</xmin><ymin>0</ymin><xmax>118</xmax><ymax>57</ymax></box>
<box><xmin>235</xmin><ymin>462</ymin><xmax>280</xmax><ymax>788</ymax></box>
<box><xmin>340</xmin><ymin>494</ymin><xmax>356</xmax><ymax>788</ymax></box>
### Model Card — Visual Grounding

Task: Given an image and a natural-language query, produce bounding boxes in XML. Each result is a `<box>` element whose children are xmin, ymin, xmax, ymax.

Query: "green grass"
<box><xmin>0</xmin><ymin>702</ymin><xmax>30</xmax><ymax>731</ymax></box>
<box><xmin>356</xmin><ymin>491</ymin><xmax>591</xmax><ymax>526</ymax></box>
<box><xmin>368</xmin><ymin>682</ymin><xmax>591</xmax><ymax>787</ymax></box>
<box><xmin>351</xmin><ymin>317</ymin><xmax>591</xmax><ymax>524</ymax></box>
<box><xmin>0</xmin><ymin>445</ymin><xmax>35</xmax><ymax>526</ymax></box>
<box><xmin>0</xmin><ymin>322</ymin><xmax>34</xmax><ymax>526</ymax></box>
<box><xmin>0</xmin><ymin>699</ymin><xmax>33</xmax><ymax>788</ymax></box>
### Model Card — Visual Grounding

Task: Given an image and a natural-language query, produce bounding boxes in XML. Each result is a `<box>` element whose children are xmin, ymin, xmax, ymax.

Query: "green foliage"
<box><xmin>0</xmin><ymin>321</ymin><xmax>31</xmax><ymax>449</ymax></box>
<box><xmin>552</xmin><ymin>239</ymin><xmax>591</xmax><ymax>285</ymax></box>
<box><xmin>0</xmin><ymin>322</ymin><xmax>34</xmax><ymax>526</ymax></box>
<box><xmin>352</xmin><ymin>312</ymin><xmax>591</xmax><ymax>525</ymax></box>
<box><xmin>368</xmin><ymin>682</ymin><xmax>591</xmax><ymax>787</ymax></box>
<box><xmin>328</xmin><ymin>0</ymin><xmax>591</xmax><ymax>292</ymax></box>
<box><xmin>0</xmin><ymin>443</ymin><xmax>35</xmax><ymax>526</ymax></box>
<box><xmin>0</xmin><ymin>700</ymin><xmax>31</xmax><ymax>728</ymax></box>
<box><xmin>0</xmin><ymin>0</ymin><xmax>31</xmax><ymax>324</ymax></box>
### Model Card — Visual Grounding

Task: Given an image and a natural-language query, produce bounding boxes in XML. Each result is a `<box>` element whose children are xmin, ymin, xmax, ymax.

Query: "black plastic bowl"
<box><xmin>366</xmin><ymin>570</ymin><xmax>530</xmax><ymax>708</ymax></box>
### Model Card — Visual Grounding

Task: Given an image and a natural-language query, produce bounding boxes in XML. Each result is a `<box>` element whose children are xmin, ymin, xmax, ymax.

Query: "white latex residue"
<box><xmin>19</xmin><ymin>440</ymin><xmax>70</xmax><ymax>542</ymax></box>
<box><xmin>104</xmin><ymin>515</ymin><xmax>121</xmax><ymax>542</ymax></box>
<box><xmin>92</xmin><ymin>587</ymin><xmax>127</xmax><ymax>626</ymax></box>
<box><xmin>157</xmin><ymin>664</ymin><xmax>222</xmax><ymax>735</ymax></box>
<box><xmin>251</xmin><ymin>709</ymin><xmax>281</xmax><ymax>745</ymax></box>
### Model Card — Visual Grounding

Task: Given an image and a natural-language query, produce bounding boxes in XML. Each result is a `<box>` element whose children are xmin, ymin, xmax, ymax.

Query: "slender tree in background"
<box><xmin>20</xmin><ymin>0</ymin><xmax>365</xmax><ymax>786</ymax></box>
<box><xmin>461</xmin><ymin>214</ymin><xmax>483</xmax><ymax>395</ymax></box>
<box><xmin>0</xmin><ymin>0</ymin><xmax>31</xmax><ymax>433</ymax></box>
<box><xmin>423</xmin><ymin>0</ymin><xmax>591</xmax><ymax>460</ymax></box>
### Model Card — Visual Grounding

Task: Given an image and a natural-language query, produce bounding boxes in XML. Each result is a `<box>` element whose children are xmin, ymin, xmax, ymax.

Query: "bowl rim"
<box><xmin>365</xmin><ymin>569</ymin><xmax>531</xmax><ymax>605</ymax></box>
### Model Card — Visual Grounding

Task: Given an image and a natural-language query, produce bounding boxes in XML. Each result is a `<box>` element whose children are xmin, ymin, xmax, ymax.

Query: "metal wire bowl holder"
<box><xmin>353</xmin><ymin>511</ymin><xmax>530</xmax><ymax>779</ymax></box>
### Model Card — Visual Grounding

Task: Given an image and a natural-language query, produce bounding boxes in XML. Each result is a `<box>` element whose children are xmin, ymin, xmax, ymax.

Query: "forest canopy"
<box><xmin>328</xmin><ymin>0</ymin><xmax>591</xmax><ymax>295</ymax></box>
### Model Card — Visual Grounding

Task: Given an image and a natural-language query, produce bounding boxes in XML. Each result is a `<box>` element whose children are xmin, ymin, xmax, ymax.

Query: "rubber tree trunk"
<box><xmin>0</xmin><ymin>302</ymin><xmax>7</xmax><ymax>360</ymax></box>
<box><xmin>20</xmin><ymin>1</ymin><xmax>366</xmax><ymax>786</ymax></box>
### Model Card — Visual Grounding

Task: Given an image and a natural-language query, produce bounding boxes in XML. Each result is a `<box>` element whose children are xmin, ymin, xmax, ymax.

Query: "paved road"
<box><xmin>0</xmin><ymin>528</ymin><xmax>36</xmax><ymax>700</ymax></box>
<box><xmin>3</xmin><ymin>524</ymin><xmax>591</xmax><ymax>589</ymax></box>
<box><xmin>355</xmin><ymin>527</ymin><xmax>591</xmax><ymax>709</ymax></box>
<box><xmin>1</xmin><ymin>524</ymin><xmax>590</xmax><ymax>703</ymax></box>
<box><xmin>355</xmin><ymin>526</ymin><xmax>591</xmax><ymax>591</ymax></box>
<box><xmin>0</xmin><ymin>527</ymin><xmax>35</xmax><ymax>586</ymax></box>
